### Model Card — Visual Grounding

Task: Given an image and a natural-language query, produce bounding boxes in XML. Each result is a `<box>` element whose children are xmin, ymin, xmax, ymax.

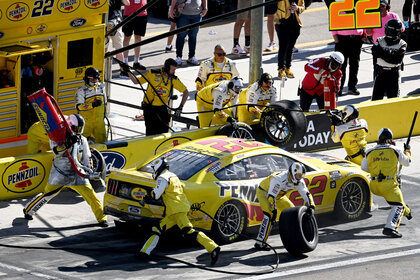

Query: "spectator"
<box><xmin>366</xmin><ymin>0</ymin><xmax>405</xmax><ymax>43</ymax></box>
<box><xmin>237</xmin><ymin>73</ymin><xmax>278</xmax><ymax>126</ymax></box>
<box><xmin>107</xmin><ymin>0</ymin><xmax>130</xmax><ymax>78</ymax></box>
<box><xmin>332</xmin><ymin>27</ymin><xmax>364</xmax><ymax>96</ymax></box>
<box><xmin>196</xmin><ymin>77</ymin><xmax>243</xmax><ymax>128</ymax></box>
<box><xmin>299</xmin><ymin>52</ymin><xmax>344</xmax><ymax>111</ymax></box>
<box><xmin>75</xmin><ymin>67</ymin><xmax>107</xmax><ymax>143</ymax></box>
<box><xmin>195</xmin><ymin>44</ymin><xmax>240</xmax><ymax>92</ymax></box>
<box><xmin>138</xmin><ymin>158</ymin><xmax>220</xmax><ymax>264</ymax></box>
<box><xmin>165</xmin><ymin>0</ymin><xmax>177</xmax><ymax>52</ymax></box>
<box><xmin>232</xmin><ymin>0</ymin><xmax>251</xmax><ymax>54</ymax></box>
<box><xmin>23</xmin><ymin>114</ymin><xmax>109</xmax><ymax>228</ymax></box>
<box><xmin>402</xmin><ymin>0</ymin><xmax>420</xmax><ymax>26</ymax></box>
<box><xmin>265</xmin><ymin>0</ymin><xmax>278</xmax><ymax>52</ymax></box>
<box><xmin>122</xmin><ymin>0</ymin><xmax>148</xmax><ymax>71</ymax></box>
<box><xmin>274</xmin><ymin>0</ymin><xmax>305</xmax><ymax>79</ymax></box>
<box><xmin>125</xmin><ymin>58</ymin><xmax>189</xmax><ymax>136</ymax></box>
<box><xmin>170</xmin><ymin>0</ymin><xmax>208</xmax><ymax>65</ymax></box>
<box><xmin>371</xmin><ymin>19</ymin><xmax>406</xmax><ymax>101</ymax></box>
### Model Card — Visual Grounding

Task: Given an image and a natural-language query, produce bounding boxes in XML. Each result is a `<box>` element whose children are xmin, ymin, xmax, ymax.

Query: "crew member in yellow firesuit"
<box><xmin>75</xmin><ymin>67</ymin><xmax>107</xmax><ymax>143</ymax></box>
<box><xmin>361</xmin><ymin>128</ymin><xmax>412</xmax><ymax>238</ymax></box>
<box><xmin>126</xmin><ymin>58</ymin><xmax>189</xmax><ymax>136</ymax></box>
<box><xmin>196</xmin><ymin>77</ymin><xmax>243</xmax><ymax>128</ymax></box>
<box><xmin>23</xmin><ymin>114</ymin><xmax>108</xmax><ymax>227</ymax></box>
<box><xmin>27</xmin><ymin>121</ymin><xmax>50</xmax><ymax>154</ymax></box>
<box><xmin>138</xmin><ymin>158</ymin><xmax>221</xmax><ymax>265</ymax></box>
<box><xmin>195</xmin><ymin>44</ymin><xmax>240</xmax><ymax>92</ymax></box>
<box><xmin>237</xmin><ymin>73</ymin><xmax>278</xmax><ymax>126</ymax></box>
<box><xmin>255</xmin><ymin>162</ymin><xmax>315</xmax><ymax>249</ymax></box>
<box><xmin>329</xmin><ymin>105</ymin><xmax>368</xmax><ymax>165</ymax></box>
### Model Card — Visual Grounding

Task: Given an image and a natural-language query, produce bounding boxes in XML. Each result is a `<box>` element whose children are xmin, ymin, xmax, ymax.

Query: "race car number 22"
<box><xmin>329</xmin><ymin>0</ymin><xmax>381</xmax><ymax>30</ymax></box>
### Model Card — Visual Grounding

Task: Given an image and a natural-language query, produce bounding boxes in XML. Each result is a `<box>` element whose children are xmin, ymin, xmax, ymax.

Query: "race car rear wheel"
<box><xmin>334</xmin><ymin>178</ymin><xmax>370</xmax><ymax>221</ymax></box>
<box><xmin>260</xmin><ymin>100</ymin><xmax>307</xmax><ymax>147</ymax></box>
<box><xmin>211</xmin><ymin>199</ymin><xmax>247</xmax><ymax>244</ymax></box>
<box><xmin>216</xmin><ymin>122</ymin><xmax>256</xmax><ymax>140</ymax></box>
<box><xmin>279</xmin><ymin>206</ymin><xmax>318</xmax><ymax>256</ymax></box>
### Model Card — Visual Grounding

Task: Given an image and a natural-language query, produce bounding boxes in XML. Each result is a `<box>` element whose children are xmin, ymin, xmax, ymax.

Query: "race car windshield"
<box><xmin>140</xmin><ymin>149</ymin><xmax>219</xmax><ymax>180</ymax></box>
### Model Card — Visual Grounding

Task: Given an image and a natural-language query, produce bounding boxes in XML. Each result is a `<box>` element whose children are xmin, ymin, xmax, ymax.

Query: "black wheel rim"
<box><xmin>341</xmin><ymin>181</ymin><xmax>364</xmax><ymax>215</ymax></box>
<box><xmin>264</xmin><ymin>112</ymin><xmax>291</xmax><ymax>143</ymax></box>
<box><xmin>217</xmin><ymin>203</ymin><xmax>241</xmax><ymax>237</ymax></box>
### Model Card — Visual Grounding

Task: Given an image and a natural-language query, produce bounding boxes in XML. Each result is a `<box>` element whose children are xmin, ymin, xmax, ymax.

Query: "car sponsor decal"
<box><xmin>7</xmin><ymin>2</ymin><xmax>29</xmax><ymax>21</ymax></box>
<box><xmin>57</xmin><ymin>0</ymin><xmax>81</xmax><ymax>13</ymax></box>
<box><xmin>100</xmin><ymin>151</ymin><xmax>126</xmax><ymax>173</ymax></box>
<box><xmin>205</xmin><ymin>161</ymin><xmax>222</xmax><ymax>173</ymax></box>
<box><xmin>196</xmin><ymin>137</ymin><xmax>263</xmax><ymax>153</ymax></box>
<box><xmin>154</xmin><ymin>136</ymin><xmax>192</xmax><ymax>155</ymax></box>
<box><xmin>131</xmin><ymin>187</ymin><xmax>146</xmax><ymax>200</ymax></box>
<box><xmin>35</xmin><ymin>23</ymin><xmax>47</xmax><ymax>33</ymax></box>
<box><xmin>85</xmin><ymin>0</ymin><xmax>106</xmax><ymax>9</ymax></box>
<box><xmin>2</xmin><ymin>159</ymin><xmax>46</xmax><ymax>193</ymax></box>
<box><xmin>215</xmin><ymin>181</ymin><xmax>259</xmax><ymax>203</ymax></box>
<box><xmin>70</xmin><ymin>17</ymin><xmax>86</xmax><ymax>27</ymax></box>
<box><xmin>329</xmin><ymin>170</ymin><xmax>342</xmax><ymax>181</ymax></box>
<box><xmin>289</xmin><ymin>176</ymin><xmax>327</xmax><ymax>206</ymax></box>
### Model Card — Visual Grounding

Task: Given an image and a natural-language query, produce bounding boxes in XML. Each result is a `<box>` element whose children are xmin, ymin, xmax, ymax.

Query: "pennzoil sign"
<box><xmin>85</xmin><ymin>0</ymin><xmax>106</xmax><ymax>9</ymax></box>
<box><xmin>2</xmin><ymin>159</ymin><xmax>46</xmax><ymax>193</ymax></box>
<box><xmin>7</xmin><ymin>2</ymin><xmax>29</xmax><ymax>21</ymax></box>
<box><xmin>57</xmin><ymin>0</ymin><xmax>81</xmax><ymax>13</ymax></box>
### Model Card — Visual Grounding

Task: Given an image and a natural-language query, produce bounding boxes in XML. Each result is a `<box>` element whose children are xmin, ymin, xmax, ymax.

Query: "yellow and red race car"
<box><xmin>103</xmin><ymin>136</ymin><xmax>371</xmax><ymax>243</ymax></box>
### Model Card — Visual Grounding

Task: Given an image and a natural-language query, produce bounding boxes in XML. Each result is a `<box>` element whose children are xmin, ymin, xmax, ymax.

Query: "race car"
<box><xmin>103</xmin><ymin>136</ymin><xmax>371</xmax><ymax>243</ymax></box>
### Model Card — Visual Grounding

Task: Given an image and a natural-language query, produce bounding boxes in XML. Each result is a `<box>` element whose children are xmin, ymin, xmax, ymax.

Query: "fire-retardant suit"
<box><xmin>361</xmin><ymin>128</ymin><xmax>412</xmax><ymax>238</ymax></box>
<box><xmin>27</xmin><ymin>121</ymin><xmax>50</xmax><ymax>154</ymax></box>
<box><xmin>330</xmin><ymin>105</ymin><xmax>368</xmax><ymax>165</ymax></box>
<box><xmin>23</xmin><ymin>114</ymin><xmax>108</xmax><ymax>226</ymax></box>
<box><xmin>195</xmin><ymin>53</ymin><xmax>239</xmax><ymax>92</ymax></box>
<box><xmin>237</xmin><ymin>73</ymin><xmax>278</xmax><ymax>126</ymax></box>
<box><xmin>139</xmin><ymin>158</ymin><xmax>220</xmax><ymax>265</ymax></box>
<box><xmin>75</xmin><ymin>67</ymin><xmax>107</xmax><ymax>143</ymax></box>
<box><xmin>255</xmin><ymin>162</ymin><xmax>315</xmax><ymax>249</ymax></box>
<box><xmin>196</xmin><ymin>77</ymin><xmax>243</xmax><ymax>128</ymax></box>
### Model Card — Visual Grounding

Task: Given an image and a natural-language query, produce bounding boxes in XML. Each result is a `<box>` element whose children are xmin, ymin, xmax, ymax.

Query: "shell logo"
<box><xmin>2</xmin><ymin>159</ymin><xmax>46</xmax><ymax>193</ymax></box>
<box><xmin>7</xmin><ymin>2</ymin><xmax>29</xmax><ymax>21</ymax></box>
<box><xmin>85</xmin><ymin>0</ymin><xmax>106</xmax><ymax>9</ymax></box>
<box><xmin>57</xmin><ymin>0</ymin><xmax>80</xmax><ymax>13</ymax></box>
<box><xmin>36</xmin><ymin>24</ymin><xmax>47</xmax><ymax>33</ymax></box>
<box><xmin>131</xmin><ymin>187</ymin><xmax>146</xmax><ymax>200</ymax></box>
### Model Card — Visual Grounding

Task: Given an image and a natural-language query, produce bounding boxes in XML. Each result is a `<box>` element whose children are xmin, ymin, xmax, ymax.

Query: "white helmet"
<box><xmin>378</xmin><ymin>128</ymin><xmax>393</xmax><ymax>142</ymax></box>
<box><xmin>227</xmin><ymin>77</ymin><xmax>243</xmax><ymax>97</ymax></box>
<box><xmin>328</xmin><ymin>51</ymin><xmax>344</xmax><ymax>71</ymax></box>
<box><xmin>67</xmin><ymin>114</ymin><xmax>85</xmax><ymax>134</ymax></box>
<box><xmin>150</xmin><ymin>158</ymin><xmax>168</xmax><ymax>180</ymax></box>
<box><xmin>342</xmin><ymin>105</ymin><xmax>359</xmax><ymax>122</ymax></box>
<box><xmin>288</xmin><ymin>162</ymin><xmax>306</xmax><ymax>185</ymax></box>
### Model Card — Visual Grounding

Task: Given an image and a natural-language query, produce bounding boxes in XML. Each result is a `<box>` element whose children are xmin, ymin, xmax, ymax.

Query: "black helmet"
<box><xmin>84</xmin><ymin>67</ymin><xmax>100</xmax><ymax>85</ymax></box>
<box><xmin>342</xmin><ymin>105</ymin><xmax>359</xmax><ymax>122</ymax></box>
<box><xmin>378</xmin><ymin>128</ymin><xmax>393</xmax><ymax>142</ymax></box>
<box><xmin>68</xmin><ymin>114</ymin><xmax>85</xmax><ymax>134</ymax></box>
<box><xmin>385</xmin><ymin>19</ymin><xmax>402</xmax><ymax>41</ymax></box>
<box><xmin>259</xmin><ymin>73</ymin><xmax>273</xmax><ymax>86</ymax></box>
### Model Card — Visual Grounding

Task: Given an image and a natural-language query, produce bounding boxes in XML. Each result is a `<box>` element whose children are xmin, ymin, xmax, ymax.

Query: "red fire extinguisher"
<box><xmin>323</xmin><ymin>76</ymin><xmax>337</xmax><ymax>109</ymax></box>
<box><xmin>28</xmin><ymin>88</ymin><xmax>89</xmax><ymax>179</ymax></box>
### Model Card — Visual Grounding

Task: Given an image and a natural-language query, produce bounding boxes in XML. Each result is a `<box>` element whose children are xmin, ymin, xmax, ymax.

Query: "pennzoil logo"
<box><xmin>32</xmin><ymin>103</ymin><xmax>51</xmax><ymax>132</ymax></box>
<box><xmin>7</xmin><ymin>2</ymin><xmax>29</xmax><ymax>21</ymax></box>
<box><xmin>36</xmin><ymin>24</ymin><xmax>47</xmax><ymax>33</ymax></box>
<box><xmin>58</xmin><ymin>0</ymin><xmax>80</xmax><ymax>13</ymax></box>
<box><xmin>2</xmin><ymin>159</ymin><xmax>46</xmax><ymax>193</ymax></box>
<box><xmin>85</xmin><ymin>0</ymin><xmax>106</xmax><ymax>9</ymax></box>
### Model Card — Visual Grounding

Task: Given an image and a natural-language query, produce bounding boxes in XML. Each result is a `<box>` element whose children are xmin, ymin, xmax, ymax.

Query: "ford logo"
<box><xmin>0</xmin><ymin>32</ymin><xmax>4</xmax><ymax>39</ymax></box>
<box><xmin>70</xmin><ymin>18</ymin><xmax>86</xmax><ymax>28</ymax></box>
<box><xmin>100</xmin><ymin>151</ymin><xmax>126</xmax><ymax>174</ymax></box>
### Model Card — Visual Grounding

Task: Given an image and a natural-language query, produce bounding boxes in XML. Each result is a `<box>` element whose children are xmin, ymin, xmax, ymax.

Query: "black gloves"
<box><xmin>305</xmin><ymin>205</ymin><xmax>315</xmax><ymax>216</ymax></box>
<box><xmin>227</xmin><ymin>116</ymin><xmax>234</xmax><ymax>124</ymax></box>
<box><xmin>92</xmin><ymin>99</ymin><xmax>102</xmax><ymax>108</ymax></box>
<box><xmin>404</xmin><ymin>143</ymin><xmax>411</xmax><ymax>151</ymax></box>
<box><xmin>271</xmin><ymin>209</ymin><xmax>278</xmax><ymax>223</ymax></box>
<box><xmin>64</xmin><ymin>133</ymin><xmax>78</xmax><ymax>149</ymax></box>
<box><xmin>213</xmin><ymin>108</ymin><xmax>221</xmax><ymax>113</ymax></box>
<box><xmin>139</xmin><ymin>194</ymin><xmax>153</xmax><ymax>206</ymax></box>
<box><xmin>174</xmin><ymin>105</ymin><xmax>183</xmax><ymax>118</ymax></box>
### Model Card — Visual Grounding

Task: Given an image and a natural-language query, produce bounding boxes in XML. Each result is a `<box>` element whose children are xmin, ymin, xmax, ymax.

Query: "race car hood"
<box><xmin>296</xmin><ymin>153</ymin><xmax>360</xmax><ymax>170</ymax></box>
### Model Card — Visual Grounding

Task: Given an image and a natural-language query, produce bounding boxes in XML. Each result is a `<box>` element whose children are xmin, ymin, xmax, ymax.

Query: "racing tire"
<box><xmin>260</xmin><ymin>100</ymin><xmax>307</xmax><ymax>147</ymax></box>
<box><xmin>334</xmin><ymin>178</ymin><xmax>370</xmax><ymax>221</ymax></box>
<box><xmin>279</xmin><ymin>206</ymin><xmax>318</xmax><ymax>256</ymax></box>
<box><xmin>216</xmin><ymin>121</ymin><xmax>256</xmax><ymax>140</ymax></box>
<box><xmin>211</xmin><ymin>200</ymin><xmax>247</xmax><ymax>244</ymax></box>
<box><xmin>90</xmin><ymin>148</ymin><xmax>107</xmax><ymax>191</ymax></box>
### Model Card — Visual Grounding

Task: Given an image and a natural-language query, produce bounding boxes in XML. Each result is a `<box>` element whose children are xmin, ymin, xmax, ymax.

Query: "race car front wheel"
<box><xmin>216</xmin><ymin>122</ymin><xmax>255</xmax><ymax>140</ymax></box>
<box><xmin>260</xmin><ymin>100</ymin><xmax>307</xmax><ymax>147</ymax></box>
<box><xmin>279</xmin><ymin>206</ymin><xmax>318</xmax><ymax>256</ymax></box>
<box><xmin>211</xmin><ymin>200</ymin><xmax>247</xmax><ymax>244</ymax></box>
<box><xmin>334</xmin><ymin>178</ymin><xmax>370</xmax><ymax>221</ymax></box>
<box><xmin>90</xmin><ymin>148</ymin><xmax>107</xmax><ymax>191</ymax></box>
